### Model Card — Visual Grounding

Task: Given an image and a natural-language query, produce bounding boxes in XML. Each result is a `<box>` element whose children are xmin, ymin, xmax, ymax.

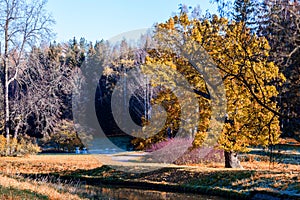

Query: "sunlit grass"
<box><xmin>0</xmin><ymin>155</ymin><xmax>101</xmax><ymax>200</ymax></box>
<box><xmin>0</xmin><ymin>154</ymin><xmax>298</xmax><ymax>199</ymax></box>
<box><xmin>0</xmin><ymin>185</ymin><xmax>48</xmax><ymax>200</ymax></box>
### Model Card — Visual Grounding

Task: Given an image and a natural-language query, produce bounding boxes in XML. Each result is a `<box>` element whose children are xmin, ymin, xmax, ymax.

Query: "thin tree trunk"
<box><xmin>4</xmin><ymin>73</ymin><xmax>9</xmax><ymax>141</ymax></box>
<box><xmin>4</xmin><ymin>55</ymin><xmax>10</xmax><ymax>156</ymax></box>
<box><xmin>4</xmin><ymin>18</ymin><xmax>10</xmax><ymax>149</ymax></box>
<box><xmin>13</xmin><ymin>121</ymin><xmax>21</xmax><ymax>139</ymax></box>
<box><xmin>224</xmin><ymin>151</ymin><xmax>243</xmax><ymax>168</ymax></box>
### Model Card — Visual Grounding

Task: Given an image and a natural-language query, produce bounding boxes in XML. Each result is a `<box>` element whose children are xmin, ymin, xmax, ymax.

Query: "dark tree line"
<box><xmin>0</xmin><ymin>0</ymin><xmax>299</xmax><ymax>163</ymax></box>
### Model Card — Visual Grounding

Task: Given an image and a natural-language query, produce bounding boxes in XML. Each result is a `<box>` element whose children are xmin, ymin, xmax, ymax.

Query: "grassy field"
<box><xmin>0</xmin><ymin>154</ymin><xmax>299</xmax><ymax>199</ymax></box>
<box><xmin>0</xmin><ymin>155</ymin><xmax>101</xmax><ymax>199</ymax></box>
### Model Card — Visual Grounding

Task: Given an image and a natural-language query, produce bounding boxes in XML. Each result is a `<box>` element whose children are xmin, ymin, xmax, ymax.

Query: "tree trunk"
<box><xmin>224</xmin><ymin>151</ymin><xmax>243</xmax><ymax>168</ymax></box>
<box><xmin>4</xmin><ymin>60</ymin><xmax>9</xmax><ymax>142</ymax></box>
<box><xmin>13</xmin><ymin>120</ymin><xmax>21</xmax><ymax>139</ymax></box>
<box><xmin>4</xmin><ymin>18</ymin><xmax>10</xmax><ymax>150</ymax></box>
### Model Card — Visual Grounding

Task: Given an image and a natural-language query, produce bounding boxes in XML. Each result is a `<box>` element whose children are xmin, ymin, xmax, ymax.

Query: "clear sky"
<box><xmin>46</xmin><ymin>0</ymin><xmax>217</xmax><ymax>43</ymax></box>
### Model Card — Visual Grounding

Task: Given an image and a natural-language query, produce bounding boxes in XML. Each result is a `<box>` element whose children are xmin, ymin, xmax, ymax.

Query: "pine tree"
<box><xmin>233</xmin><ymin>0</ymin><xmax>257</xmax><ymax>26</ymax></box>
<box><xmin>258</xmin><ymin>0</ymin><xmax>300</xmax><ymax>140</ymax></box>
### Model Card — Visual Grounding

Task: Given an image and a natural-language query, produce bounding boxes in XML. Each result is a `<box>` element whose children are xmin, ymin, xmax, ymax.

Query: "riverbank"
<box><xmin>0</xmin><ymin>155</ymin><xmax>299</xmax><ymax>199</ymax></box>
<box><xmin>58</xmin><ymin>163</ymin><xmax>299</xmax><ymax>200</ymax></box>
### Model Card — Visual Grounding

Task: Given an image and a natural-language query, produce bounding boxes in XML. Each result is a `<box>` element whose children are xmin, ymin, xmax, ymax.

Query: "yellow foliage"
<box><xmin>134</xmin><ymin>13</ymin><xmax>284</xmax><ymax>153</ymax></box>
<box><xmin>0</xmin><ymin>135</ymin><xmax>41</xmax><ymax>156</ymax></box>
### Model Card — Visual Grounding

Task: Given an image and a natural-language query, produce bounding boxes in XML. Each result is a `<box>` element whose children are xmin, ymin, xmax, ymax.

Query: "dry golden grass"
<box><xmin>0</xmin><ymin>154</ymin><xmax>298</xmax><ymax>175</ymax></box>
<box><xmin>279</xmin><ymin>137</ymin><xmax>300</xmax><ymax>146</ymax></box>
<box><xmin>0</xmin><ymin>154</ymin><xmax>298</xmax><ymax>199</ymax></box>
<box><xmin>0</xmin><ymin>155</ymin><xmax>101</xmax><ymax>174</ymax></box>
<box><xmin>0</xmin><ymin>174</ymin><xmax>83</xmax><ymax>200</ymax></box>
<box><xmin>189</xmin><ymin>159</ymin><xmax>299</xmax><ymax>173</ymax></box>
<box><xmin>241</xmin><ymin>160</ymin><xmax>300</xmax><ymax>172</ymax></box>
<box><xmin>0</xmin><ymin>155</ymin><xmax>102</xmax><ymax>200</ymax></box>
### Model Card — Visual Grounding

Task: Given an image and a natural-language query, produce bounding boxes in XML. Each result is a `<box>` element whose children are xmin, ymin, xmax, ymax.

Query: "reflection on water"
<box><xmin>84</xmin><ymin>186</ymin><xmax>226</xmax><ymax>200</ymax></box>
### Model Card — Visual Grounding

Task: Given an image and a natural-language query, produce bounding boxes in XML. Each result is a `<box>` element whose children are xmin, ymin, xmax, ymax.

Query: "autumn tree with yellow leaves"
<box><xmin>133</xmin><ymin>12</ymin><xmax>285</xmax><ymax>168</ymax></box>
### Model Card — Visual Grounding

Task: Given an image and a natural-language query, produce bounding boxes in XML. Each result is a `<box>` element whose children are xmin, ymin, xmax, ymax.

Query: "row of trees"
<box><xmin>0</xmin><ymin>0</ymin><xmax>144</xmax><ymax>153</ymax></box>
<box><xmin>0</xmin><ymin>0</ymin><xmax>56</xmax><ymax>154</ymax></box>
<box><xmin>0</xmin><ymin>0</ymin><xmax>298</xmax><ymax>168</ymax></box>
<box><xmin>0</xmin><ymin>0</ymin><xmax>91</xmax><ymax>154</ymax></box>
<box><xmin>91</xmin><ymin>0</ymin><xmax>298</xmax><ymax>167</ymax></box>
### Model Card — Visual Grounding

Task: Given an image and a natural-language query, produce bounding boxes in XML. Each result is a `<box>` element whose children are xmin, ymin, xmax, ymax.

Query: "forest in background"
<box><xmin>0</xmin><ymin>0</ymin><xmax>299</xmax><ymax>169</ymax></box>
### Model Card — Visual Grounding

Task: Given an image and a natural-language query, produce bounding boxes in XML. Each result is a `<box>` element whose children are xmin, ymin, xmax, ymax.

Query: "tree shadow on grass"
<box><xmin>19</xmin><ymin>165</ymin><xmax>255</xmax><ymax>194</ymax></box>
<box><xmin>16</xmin><ymin>163</ymin><xmax>300</xmax><ymax>200</ymax></box>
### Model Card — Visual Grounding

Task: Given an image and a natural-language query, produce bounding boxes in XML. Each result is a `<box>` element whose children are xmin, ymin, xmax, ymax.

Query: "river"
<box><xmin>81</xmin><ymin>185</ymin><xmax>226</xmax><ymax>200</ymax></box>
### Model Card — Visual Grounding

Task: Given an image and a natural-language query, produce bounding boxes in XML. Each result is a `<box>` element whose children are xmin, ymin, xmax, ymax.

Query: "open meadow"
<box><xmin>0</xmin><ymin>154</ymin><xmax>299</xmax><ymax>199</ymax></box>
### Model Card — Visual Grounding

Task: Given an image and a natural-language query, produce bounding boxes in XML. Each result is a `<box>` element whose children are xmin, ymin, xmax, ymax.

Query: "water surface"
<box><xmin>84</xmin><ymin>186</ymin><xmax>226</xmax><ymax>200</ymax></box>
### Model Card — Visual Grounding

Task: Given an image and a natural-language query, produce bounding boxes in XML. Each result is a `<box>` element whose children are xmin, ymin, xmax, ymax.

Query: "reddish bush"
<box><xmin>145</xmin><ymin>138</ymin><xmax>224</xmax><ymax>165</ymax></box>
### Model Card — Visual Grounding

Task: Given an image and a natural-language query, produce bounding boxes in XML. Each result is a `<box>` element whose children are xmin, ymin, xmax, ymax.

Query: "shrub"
<box><xmin>40</xmin><ymin>120</ymin><xmax>83</xmax><ymax>152</ymax></box>
<box><xmin>175</xmin><ymin>146</ymin><xmax>224</xmax><ymax>165</ymax></box>
<box><xmin>145</xmin><ymin>138</ymin><xmax>224</xmax><ymax>165</ymax></box>
<box><xmin>0</xmin><ymin>135</ymin><xmax>41</xmax><ymax>157</ymax></box>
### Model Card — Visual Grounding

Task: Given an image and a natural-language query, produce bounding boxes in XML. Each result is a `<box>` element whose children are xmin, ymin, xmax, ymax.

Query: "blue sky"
<box><xmin>46</xmin><ymin>0</ymin><xmax>217</xmax><ymax>43</ymax></box>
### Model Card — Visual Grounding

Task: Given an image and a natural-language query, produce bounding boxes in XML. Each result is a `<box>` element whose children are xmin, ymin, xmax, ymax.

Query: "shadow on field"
<box><xmin>19</xmin><ymin>165</ymin><xmax>255</xmax><ymax>197</ymax></box>
<box><xmin>19</xmin><ymin>165</ymin><xmax>300</xmax><ymax>199</ymax></box>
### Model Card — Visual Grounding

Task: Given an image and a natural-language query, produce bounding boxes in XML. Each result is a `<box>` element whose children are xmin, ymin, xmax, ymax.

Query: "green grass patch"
<box><xmin>0</xmin><ymin>185</ymin><xmax>49</xmax><ymax>200</ymax></box>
